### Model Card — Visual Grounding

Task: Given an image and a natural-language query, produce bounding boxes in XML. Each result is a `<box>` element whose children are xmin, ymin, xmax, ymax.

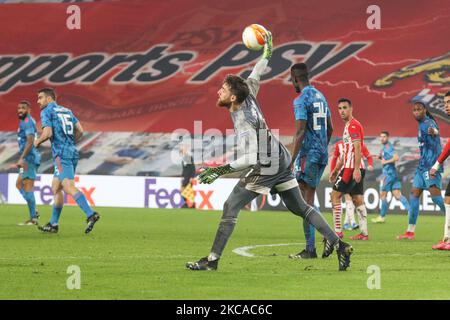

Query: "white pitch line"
<box><xmin>232</xmin><ymin>243</ymin><xmax>304</xmax><ymax>258</ymax></box>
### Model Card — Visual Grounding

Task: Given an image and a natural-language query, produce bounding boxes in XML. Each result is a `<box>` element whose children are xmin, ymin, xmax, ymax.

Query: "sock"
<box><xmin>432</xmin><ymin>196</ymin><xmax>445</xmax><ymax>213</ymax></box>
<box><xmin>407</xmin><ymin>224</ymin><xmax>416</xmax><ymax>233</ymax></box>
<box><xmin>23</xmin><ymin>191</ymin><xmax>37</xmax><ymax>219</ymax></box>
<box><xmin>380</xmin><ymin>199</ymin><xmax>388</xmax><ymax>218</ymax></box>
<box><xmin>347</xmin><ymin>201</ymin><xmax>356</xmax><ymax>225</ymax></box>
<box><xmin>73</xmin><ymin>192</ymin><xmax>94</xmax><ymax>218</ymax></box>
<box><xmin>18</xmin><ymin>188</ymin><xmax>27</xmax><ymax>200</ymax></box>
<box><xmin>344</xmin><ymin>200</ymin><xmax>351</xmax><ymax>224</ymax></box>
<box><xmin>398</xmin><ymin>195</ymin><xmax>410</xmax><ymax>211</ymax></box>
<box><xmin>208</xmin><ymin>252</ymin><xmax>220</xmax><ymax>261</ymax></box>
<box><xmin>356</xmin><ymin>205</ymin><xmax>368</xmax><ymax>236</ymax></box>
<box><xmin>444</xmin><ymin>204</ymin><xmax>450</xmax><ymax>240</ymax></box>
<box><xmin>332</xmin><ymin>203</ymin><xmax>342</xmax><ymax>233</ymax></box>
<box><xmin>50</xmin><ymin>206</ymin><xmax>63</xmax><ymax>225</ymax></box>
<box><xmin>408</xmin><ymin>195</ymin><xmax>420</xmax><ymax>231</ymax></box>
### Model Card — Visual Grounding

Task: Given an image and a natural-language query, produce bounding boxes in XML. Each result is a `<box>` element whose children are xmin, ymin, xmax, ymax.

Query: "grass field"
<box><xmin>1</xmin><ymin>204</ymin><xmax>450</xmax><ymax>300</ymax></box>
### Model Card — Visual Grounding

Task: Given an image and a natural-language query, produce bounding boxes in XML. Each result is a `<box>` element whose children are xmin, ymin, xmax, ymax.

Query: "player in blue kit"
<box><xmin>372</xmin><ymin>131</ymin><xmax>410</xmax><ymax>223</ymax></box>
<box><xmin>288</xmin><ymin>63</ymin><xmax>333</xmax><ymax>259</ymax></box>
<box><xmin>397</xmin><ymin>101</ymin><xmax>444</xmax><ymax>240</ymax></box>
<box><xmin>34</xmin><ymin>88</ymin><xmax>100</xmax><ymax>234</ymax></box>
<box><xmin>15</xmin><ymin>100</ymin><xmax>41</xmax><ymax>226</ymax></box>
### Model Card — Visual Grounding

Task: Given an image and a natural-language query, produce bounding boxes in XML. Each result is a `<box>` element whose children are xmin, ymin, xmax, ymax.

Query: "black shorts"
<box><xmin>333</xmin><ymin>168</ymin><xmax>366</xmax><ymax>196</ymax></box>
<box><xmin>446</xmin><ymin>181</ymin><xmax>450</xmax><ymax>197</ymax></box>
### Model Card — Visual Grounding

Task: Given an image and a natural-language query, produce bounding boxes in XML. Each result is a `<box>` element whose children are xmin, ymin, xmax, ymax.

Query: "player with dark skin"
<box><xmin>411</xmin><ymin>103</ymin><xmax>441</xmax><ymax>200</ymax></box>
<box><xmin>290</xmin><ymin>68</ymin><xmax>333</xmax><ymax>210</ymax></box>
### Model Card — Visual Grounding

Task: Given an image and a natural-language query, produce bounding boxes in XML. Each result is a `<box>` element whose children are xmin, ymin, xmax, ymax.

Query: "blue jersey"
<box><xmin>41</xmin><ymin>102</ymin><xmax>79</xmax><ymax>160</ymax></box>
<box><xmin>381</xmin><ymin>142</ymin><xmax>397</xmax><ymax>177</ymax></box>
<box><xmin>17</xmin><ymin>114</ymin><xmax>40</xmax><ymax>165</ymax></box>
<box><xmin>293</xmin><ymin>85</ymin><xmax>330</xmax><ymax>165</ymax></box>
<box><xmin>417</xmin><ymin>115</ymin><xmax>442</xmax><ymax>172</ymax></box>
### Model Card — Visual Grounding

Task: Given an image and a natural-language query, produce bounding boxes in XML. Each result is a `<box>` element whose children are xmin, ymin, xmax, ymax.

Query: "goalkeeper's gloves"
<box><xmin>262</xmin><ymin>31</ymin><xmax>273</xmax><ymax>60</ymax></box>
<box><xmin>198</xmin><ymin>164</ymin><xmax>234</xmax><ymax>184</ymax></box>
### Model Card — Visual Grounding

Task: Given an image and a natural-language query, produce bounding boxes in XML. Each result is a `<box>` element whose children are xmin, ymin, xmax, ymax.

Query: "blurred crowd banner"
<box><xmin>0</xmin><ymin>0</ymin><xmax>448</xmax><ymax>137</ymax></box>
<box><xmin>0</xmin><ymin>173</ymin><xmax>445</xmax><ymax>214</ymax></box>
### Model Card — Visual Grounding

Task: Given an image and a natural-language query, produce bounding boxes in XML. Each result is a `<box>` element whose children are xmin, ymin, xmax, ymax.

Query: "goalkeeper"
<box><xmin>186</xmin><ymin>32</ymin><xmax>353</xmax><ymax>272</ymax></box>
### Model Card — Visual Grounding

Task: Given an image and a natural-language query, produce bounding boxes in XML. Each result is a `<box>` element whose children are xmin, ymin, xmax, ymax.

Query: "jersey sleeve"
<box><xmin>246</xmin><ymin>78</ymin><xmax>260</xmax><ymax>98</ymax></box>
<box><xmin>293</xmin><ymin>98</ymin><xmax>307</xmax><ymax>121</ymax></box>
<box><xmin>40</xmin><ymin>108</ymin><xmax>52</xmax><ymax>129</ymax></box>
<box><xmin>437</xmin><ymin>139</ymin><xmax>450</xmax><ymax>164</ymax></box>
<box><xmin>348</xmin><ymin>122</ymin><xmax>362</xmax><ymax>142</ymax></box>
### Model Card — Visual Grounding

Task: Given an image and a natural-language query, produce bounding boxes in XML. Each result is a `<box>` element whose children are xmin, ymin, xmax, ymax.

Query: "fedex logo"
<box><xmin>144</xmin><ymin>178</ymin><xmax>214</xmax><ymax>209</ymax></box>
<box><xmin>33</xmin><ymin>176</ymin><xmax>95</xmax><ymax>205</ymax></box>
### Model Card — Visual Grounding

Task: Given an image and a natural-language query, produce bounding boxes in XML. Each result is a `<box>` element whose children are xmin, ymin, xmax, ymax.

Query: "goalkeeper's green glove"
<box><xmin>262</xmin><ymin>31</ymin><xmax>273</xmax><ymax>60</ymax></box>
<box><xmin>198</xmin><ymin>164</ymin><xmax>234</xmax><ymax>184</ymax></box>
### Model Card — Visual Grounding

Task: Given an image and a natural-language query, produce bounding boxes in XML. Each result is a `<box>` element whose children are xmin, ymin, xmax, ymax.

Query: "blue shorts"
<box><xmin>54</xmin><ymin>157</ymin><xmax>78</xmax><ymax>181</ymax></box>
<box><xmin>295</xmin><ymin>157</ymin><xmax>326</xmax><ymax>188</ymax></box>
<box><xmin>413</xmin><ymin>169</ymin><xmax>442</xmax><ymax>190</ymax></box>
<box><xmin>380</xmin><ymin>174</ymin><xmax>401</xmax><ymax>192</ymax></box>
<box><xmin>19</xmin><ymin>160</ymin><xmax>39</xmax><ymax>180</ymax></box>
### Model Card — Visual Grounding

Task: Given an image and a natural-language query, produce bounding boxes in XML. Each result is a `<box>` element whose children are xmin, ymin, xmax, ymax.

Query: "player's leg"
<box><xmin>331</xmin><ymin>169</ymin><xmax>354</xmax><ymax>237</ymax></box>
<box><xmin>441</xmin><ymin>183</ymin><xmax>450</xmax><ymax>250</ymax></box>
<box><xmin>392</xmin><ymin>188</ymin><xmax>410</xmax><ymax>212</ymax></box>
<box><xmin>373</xmin><ymin>191</ymin><xmax>388</xmax><ymax>223</ymax></box>
<box><xmin>59</xmin><ymin>157</ymin><xmax>100</xmax><ymax>233</ymax></box>
<box><xmin>39</xmin><ymin>177</ymin><xmax>63</xmax><ymax>233</ymax></box>
<box><xmin>279</xmin><ymin>186</ymin><xmax>353</xmax><ymax>271</ymax></box>
<box><xmin>186</xmin><ymin>183</ymin><xmax>259</xmax><ymax>271</ymax></box>
<box><xmin>397</xmin><ymin>181</ymin><xmax>422</xmax><ymax>240</ymax></box>
<box><xmin>344</xmin><ymin>193</ymin><xmax>357</xmax><ymax>230</ymax></box>
<box><xmin>15</xmin><ymin>173</ymin><xmax>27</xmax><ymax>200</ymax></box>
<box><xmin>350</xmin><ymin>194</ymin><xmax>369</xmax><ymax>240</ymax></box>
<box><xmin>289</xmin><ymin>181</ymin><xmax>317</xmax><ymax>259</ymax></box>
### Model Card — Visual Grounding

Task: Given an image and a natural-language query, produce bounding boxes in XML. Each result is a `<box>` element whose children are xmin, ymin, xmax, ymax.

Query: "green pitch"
<box><xmin>1</xmin><ymin>204</ymin><xmax>450</xmax><ymax>300</ymax></box>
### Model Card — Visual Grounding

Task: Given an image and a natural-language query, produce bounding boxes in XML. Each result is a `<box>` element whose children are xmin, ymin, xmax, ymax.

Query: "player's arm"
<box><xmin>431</xmin><ymin>138</ymin><xmax>450</xmax><ymax>177</ymax></box>
<box><xmin>199</xmin><ymin>128</ymin><xmax>258</xmax><ymax>184</ymax></box>
<box><xmin>329</xmin><ymin>145</ymin><xmax>342</xmax><ymax>183</ymax></box>
<box><xmin>362</xmin><ymin>144</ymin><xmax>373</xmax><ymax>171</ymax></box>
<box><xmin>35</xmin><ymin>126</ymin><xmax>52</xmax><ymax>148</ymax></box>
<box><xmin>74</xmin><ymin>121</ymin><xmax>84</xmax><ymax>142</ymax></box>
<box><xmin>427</xmin><ymin>120</ymin><xmax>439</xmax><ymax>137</ymax></box>
<box><xmin>247</xmin><ymin>32</ymin><xmax>272</xmax><ymax>97</ymax></box>
<box><xmin>353</xmin><ymin>140</ymin><xmax>362</xmax><ymax>182</ymax></box>
<box><xmin>381</xmin><ymin>152</ymin><xmax>399</xmax><ymax>165</ymax></box>
<box><xmin>290</xmin><ymin>119</ymin><xmax>307</xmax><ymax>169</ymax></box>
<box><xmin>16</xmin><ymin>135</ymin><xmax>34</xmax><ymax>168</ymax></box>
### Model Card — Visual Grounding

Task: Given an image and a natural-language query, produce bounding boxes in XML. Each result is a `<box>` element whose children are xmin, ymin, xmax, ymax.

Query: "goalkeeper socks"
<box><xmin>23</xmin><ymin>191</ymin><xmax>37</xmax><ymax>219</ymax></box>
<box><xmin>399</xmin><ymin>195</ymin><xmax>410</xmax><ymax>211</ymax></box>
<box><xmin>408</xmin><ymin>195</ymin><xmax>420</xmax><ymax>227</ymax></box>
<box><xmin>380</xmin><ymin>199</ymin><xmax>388</xmax><ymax>218</ymax></box>
<box><xmin>332</xmin><ymin>203</ymin><xmax>342</xmax><ymax>233</ymax></box>
<box><xmin>50</xmin><ymin>206</ymin><xmax>63</xmax><ymax>225</ymax></box>
<box><xmin>356</xmin><ymin>205</ymin><xmax>368</xmax><ymax>236</ymax></box>
<box><xmin>73</xmin><ymin>192</ymin><xmax>94</xmax><ymax>218</ymax></box>
<box><xmin>432</xmin><ymin>196</ymin><xmax>445</xmax><ymax>213</ymax></box>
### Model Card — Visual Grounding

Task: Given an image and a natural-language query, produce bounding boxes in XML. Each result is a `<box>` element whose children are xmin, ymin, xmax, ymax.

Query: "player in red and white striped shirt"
<box><xmin>430</xmin><ymin>91</ymin><xmax>450</xmax><ymax>250</ymax></box>
<box><xmin>329</xmin><ymin>98</ymin><xmax>369</xmax><ymax>241</ymax></box>
<box><xmin>331</xmin><ymin>140</ymin><xmax>373</xmax><ymax>231</ymax></box>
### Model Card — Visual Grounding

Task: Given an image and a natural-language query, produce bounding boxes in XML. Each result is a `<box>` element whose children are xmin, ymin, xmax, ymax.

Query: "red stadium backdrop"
<box><xmin>0</xmin><ymin>0</ymin><xmax>448</xmax><ymax>136</ymax></box>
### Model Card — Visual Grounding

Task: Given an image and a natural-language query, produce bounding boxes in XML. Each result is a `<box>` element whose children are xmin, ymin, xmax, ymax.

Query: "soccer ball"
<box><xmin>242</xmin><ymin>24</ymin><xmax>269</xmax><ymax>51</ymax></box>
